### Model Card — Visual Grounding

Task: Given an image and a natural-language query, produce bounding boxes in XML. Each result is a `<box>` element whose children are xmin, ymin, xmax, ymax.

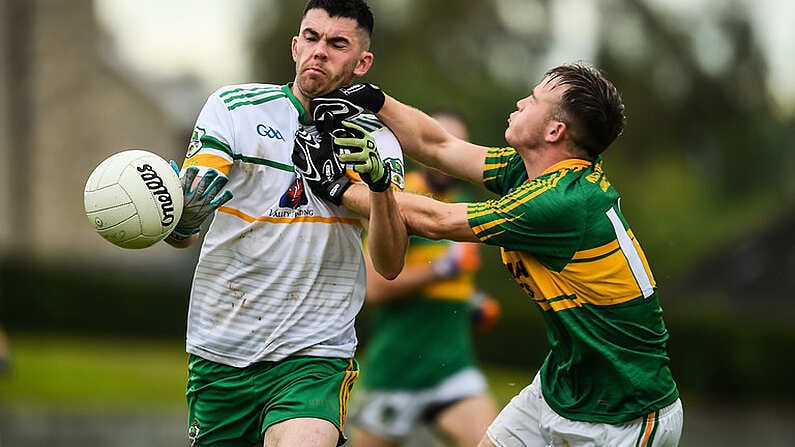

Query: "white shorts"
<box><xmin>487</xmin><ymin>373</ymin><xmax>683</xmax><ymax>447</ymax></box>
<box><xmin>350</xmin><ymin>367</ymin><xmax>488</xmax><ymax>439</ymax></box>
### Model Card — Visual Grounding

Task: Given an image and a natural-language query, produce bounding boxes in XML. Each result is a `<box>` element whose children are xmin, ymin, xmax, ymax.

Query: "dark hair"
<box><xmin>303</xmin><ymin>0</ymin><xmax>374</xmax><ymax>38</ymax></box>
<box><xmin>545</xmin><ymin>63</ymin><xmax>625</xmax><ymax>157</ymax></box>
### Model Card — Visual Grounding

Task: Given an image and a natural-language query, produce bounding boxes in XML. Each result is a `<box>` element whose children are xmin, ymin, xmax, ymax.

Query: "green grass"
<box><xmin>0</xmin><ymin>335</ymin><xmax>189</xmax><ymax>411</ymax></box>
<box><xmin>0</xmin><ymin>334</ymin><xmax>534</xmax><ymax>411</ymax></box>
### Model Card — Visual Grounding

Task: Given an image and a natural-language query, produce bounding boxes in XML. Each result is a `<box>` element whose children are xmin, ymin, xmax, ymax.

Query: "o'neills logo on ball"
<box><xmin>137</xmin><ymin>164</ymin><xmax>176</xmax><ymax>226</ymax></box>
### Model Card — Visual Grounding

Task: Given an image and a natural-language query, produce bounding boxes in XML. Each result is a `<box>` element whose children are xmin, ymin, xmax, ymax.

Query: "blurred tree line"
<box><xmin>250</xmin><ymin>0</ymin><xmax>795</xmax><ymax>280</ymax></box>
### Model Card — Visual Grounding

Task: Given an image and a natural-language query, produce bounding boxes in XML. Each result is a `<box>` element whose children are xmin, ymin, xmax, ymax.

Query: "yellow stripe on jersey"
<box><xmin>571</xmin><ymin>239</ymin><xmax>620</xmax><ymax>261</ymax></box>
<box><xmin>483</xmin><ymin>160</ymin><xmax>510</xmax><ymax>171</ymax></box>
<box><xmin>468</xmin><ymin>214</ymin><xmax>510</xmax><ymax>240</ymax></box>
<box><xmin>182</xmin><ymin>153</ymin><xmax>233</xmax><ymax>175</ymax></box>
<box><xmin>218</xmin><ymin>206</ymin><xmax>362</xmax><ymax>226</ymax></box>
<box><xmin>546</xmin><ymin>295</ymin><xmax>586</xmax><ymax>312</ymax></box>
<box><xmin>483</xmin><ymin>147</ymin><xmax>513</xmax><ymax>183</ymax></box>
<box><xmin>502</xmin><ymin>241</ymin><xmax>656</xmax><ymax>308</ymax></box>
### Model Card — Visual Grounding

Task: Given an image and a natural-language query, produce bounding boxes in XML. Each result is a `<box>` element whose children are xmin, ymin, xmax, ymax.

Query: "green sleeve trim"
<box><xmin>200</xmin><ymin>135</ymin><xmax>233</xmax><ymax>156</ymax></box>
<box><xmin>221</xmin><ymin>86</ymin><xmax>282</xmax><ymax>103</ymax></box>
<box><xmin>227</xmin><ymin>92</ymin><xmax>286</xmax><ymax>111</ymax></box>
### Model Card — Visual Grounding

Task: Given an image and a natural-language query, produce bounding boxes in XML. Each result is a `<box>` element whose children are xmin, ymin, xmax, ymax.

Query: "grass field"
<box><xmin>0</xmin><ymin>334</ymin><xmax>534</xmax><ymax>412</ymax></box>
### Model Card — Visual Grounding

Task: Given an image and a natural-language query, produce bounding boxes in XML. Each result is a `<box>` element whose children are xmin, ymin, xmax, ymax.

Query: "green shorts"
<box><xmin>186</xmin><ymin>354</ymin><xmax>359</xmax><ymax>447</ymax></box>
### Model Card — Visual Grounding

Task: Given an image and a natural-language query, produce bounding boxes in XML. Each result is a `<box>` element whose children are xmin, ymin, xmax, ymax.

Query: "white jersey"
<box><xmin>181</xmin><ymin>83</ymin><xmax>405</xmax><ymax>367</ymax></box>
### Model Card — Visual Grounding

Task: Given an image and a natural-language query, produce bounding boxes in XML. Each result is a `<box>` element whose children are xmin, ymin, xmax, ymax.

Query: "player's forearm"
<box><xmin>377</xmin><ymin>95</ymin><xmax>486</xmax><ymax>185</ymax></box>
<box><xmin>366</xmin><ymin>187</ymin><xmax>407</xmax><ymax>280</ymax></box>
<box><xmin>377</xmin><ymin>95</ymin><xmax>451</xmax><ymax>167</ymax></box>
<box><xmin>394</xmin><ymin>193</ymin><xmax>479</xmax><ymax>243</ymax></box>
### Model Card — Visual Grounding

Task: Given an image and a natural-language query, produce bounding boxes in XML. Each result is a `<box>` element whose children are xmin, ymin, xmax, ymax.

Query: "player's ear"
<box><xmin>545</xmin><ymin>120</ymin><xmax>566</xmax><ymax>144</ymax></box>
<box><xmin>291</xmin><ymin>36</ymin><xmax>299</xmax><ymax>62</ymax></box>
<box><xmin>353</xmin><ymin>51</ymin><xmax>374</xmax><ymax>77</ymax></box>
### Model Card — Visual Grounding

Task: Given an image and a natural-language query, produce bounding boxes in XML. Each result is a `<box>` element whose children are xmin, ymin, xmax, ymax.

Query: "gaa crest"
<box><xmin>385</xmin><ymin>158</ymin><xmax>405</xmax><ymax>189</ymax></box>
<box><xmin>186</xmin><ymin>127</ymin><xmax>206</xmax><ymax>158</ymax></box>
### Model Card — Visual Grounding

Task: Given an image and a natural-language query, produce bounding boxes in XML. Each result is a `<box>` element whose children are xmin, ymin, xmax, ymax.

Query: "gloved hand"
<box><xmin>468</xmin><ymin>290</ymin><xmax>501</xmax><ymax>334</ymax></box>
<box><xmin>430</xmin><ymin>243</ymin><xmax>482</xmax><ymax>279</ymax></box>
<box><xmin>310</xmin><ymin>83</ymin><xmax>386</xmax><ymax>128</ymax></box>
<box><xmin>171</xmin><ymin>166</ymin><xmax>233</xmax><ymax>240</ymax></box>
<box><xmin>292</xmin><ymin>127</ymin><xmax>350</xmax><ymax>205</ymax></box>
<box><xmin>334</xmin><ymin>121</ymin><xmax>391</xmax><ymax>192</ymax></box>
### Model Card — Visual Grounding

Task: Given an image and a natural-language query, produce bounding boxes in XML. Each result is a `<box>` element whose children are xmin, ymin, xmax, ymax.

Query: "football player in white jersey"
<box><xmin>164</xmin><ymin>1</ymin><xmax>407</xmax><ymax>446</ymax></box>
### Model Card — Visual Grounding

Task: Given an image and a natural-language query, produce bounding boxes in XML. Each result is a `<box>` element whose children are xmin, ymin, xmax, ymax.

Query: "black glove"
<box><xmin>292</xmin><ymin>127</ymin><xmax>350</xmax><ymax>206</ymax></box>
<box><xmin>310</xmin><ymin>83</ymin><xmax>386</xmax><ymax>130</ymax></box>
<box><xmin>334</xmin><ymin>121</ymin><xmax>391</xmax><ymax>192</ymax></box>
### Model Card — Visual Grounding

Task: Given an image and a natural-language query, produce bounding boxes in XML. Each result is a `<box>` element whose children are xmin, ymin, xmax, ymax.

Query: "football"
<box><xmin>84</xmin><ymin>149</ymin><xmax>183</xmax><ymax>249</ymax></box>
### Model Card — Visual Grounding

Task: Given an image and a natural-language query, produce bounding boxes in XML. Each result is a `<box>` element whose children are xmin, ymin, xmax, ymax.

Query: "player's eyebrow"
<box><xmin>327</xmin><ymin>35</ymin><xmax>351</xmax><ymax>46</ymax></box>
<box><xmin>302</xmin><ymin>27</ymin><xmax>351</xmax><ymax>47</ymax></box>
<box><xmin>301</xmin><ymin>27</ymin><xmax>320</xmax><ymax>38</ymax></box>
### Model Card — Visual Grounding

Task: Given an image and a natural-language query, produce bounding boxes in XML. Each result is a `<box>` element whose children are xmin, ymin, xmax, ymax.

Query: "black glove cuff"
<box><xmin>324</xmin><ymin>175</ymin><xmax>352</xmax><ymax>206</ymax></box>
<box><xmin>341</xmin><ymin>83</ymin><xmax>385</xmax><ymax>113</ymax></box>
<box><xmin>363</xmin><ymin>90</ymin><xmax>385</xmax><ymax>114</ymax></box>
<box><xmin>363</xmin><ymin>162</ymin><xmax>391</xmax><ymax>192</ymax></box>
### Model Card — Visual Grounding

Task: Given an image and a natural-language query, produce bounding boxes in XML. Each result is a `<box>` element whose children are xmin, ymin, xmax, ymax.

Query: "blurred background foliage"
<box><xmin>251</xmin><ymin>0</ymin><xmax>795</xmax><ymax>280</ymax></box>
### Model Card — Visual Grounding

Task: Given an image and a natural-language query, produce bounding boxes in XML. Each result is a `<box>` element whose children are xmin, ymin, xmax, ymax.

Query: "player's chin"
<box><xmin>302</xmin><ymin>75</ymin><xmax>351</xmax><ymax>99</ymax></box>
<box><xmin>504</xmin><ymin>128</ymin><xmax>515</xmax><ymax>147</ymax></box>
<box><xmin>298</xmin><ymin>74</ymin><xmax>332</xmax><ymax>98</ymax></box>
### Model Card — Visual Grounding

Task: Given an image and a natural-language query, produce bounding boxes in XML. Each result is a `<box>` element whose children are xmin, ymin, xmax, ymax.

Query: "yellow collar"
<box><xmin>541</xmin><ymin>158</ymin><xmax>593</xmax><ymax>176</ymax></box>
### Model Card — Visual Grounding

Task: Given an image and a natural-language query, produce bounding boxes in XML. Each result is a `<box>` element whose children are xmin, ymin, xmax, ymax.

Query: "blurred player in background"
<box><xmin>349</xmin><ymin>112</ymin><xmax>500</xmax><ymax>447</ymax></box>
<box><xmin>0</xmin><ymin>325</ymin><xmax>10</xmax><ymax>373</ymax></box>
<box><xmin>164</xmin><ymin>1</ymin><xmax>406</xmax><ymax>446</ymax></box>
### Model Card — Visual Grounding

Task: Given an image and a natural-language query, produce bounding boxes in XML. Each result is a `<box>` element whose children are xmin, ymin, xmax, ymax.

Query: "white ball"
<box><xmin>84</xmin><ymin>149</ymin><xmax>184</xmax><ymax>249</ymax></box>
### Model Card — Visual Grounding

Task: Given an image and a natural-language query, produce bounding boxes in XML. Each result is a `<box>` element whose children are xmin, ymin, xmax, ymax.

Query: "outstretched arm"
<box><xmin>311</xmin><ymin>85</ymin><xmax>488</xmax><ymax>186</ymax></box>
<box><xmin>343</xmin><ymin>188</ymin><xmax>478</xmax><ymax>243</ymax></box>
<box><xmin>396</xmin><ymin>193</ymin><xmax>477</xmax><ymax>242</ymax></box>
<box><xmin>377</xmin><ymin>95</ymin><xmax>487</xmax><ymax>186</ymax></box>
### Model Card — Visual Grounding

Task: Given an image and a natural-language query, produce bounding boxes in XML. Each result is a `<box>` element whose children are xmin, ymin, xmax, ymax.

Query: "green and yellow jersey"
<box><xmin>468</xmin><ymin>147</ymin><xmax>678</xmax><ymax>424</ymax></box>
<box><xmin>360</xmin><ymin>172</ymin><xmax>480</xmax><ymax>390</ymax></box>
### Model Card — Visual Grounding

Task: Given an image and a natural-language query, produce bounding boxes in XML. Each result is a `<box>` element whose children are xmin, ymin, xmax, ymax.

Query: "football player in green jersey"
<box><xmin>305</xmin><ymin>63</ymin><xmax>683</xmax><ymax>446</ymax></box>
